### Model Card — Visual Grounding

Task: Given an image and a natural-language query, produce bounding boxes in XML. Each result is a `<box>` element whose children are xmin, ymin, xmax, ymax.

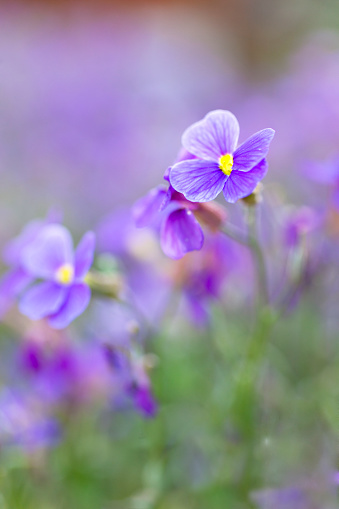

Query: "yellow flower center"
<box><xmin>219</xmin><ymin>153</ymin><xmax>233</xmax><ymax>176</ymax></box>
<box><xmin>56</xmin><ymin>264</ymin><xmax>74</xmax><ymax>285</ymax></box>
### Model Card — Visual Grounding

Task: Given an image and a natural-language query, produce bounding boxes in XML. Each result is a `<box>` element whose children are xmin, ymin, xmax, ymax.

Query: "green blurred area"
<box><xmin>1</xmin><ymin>294</ymin><xmax>338</xmax><ymax>508</ymax></box>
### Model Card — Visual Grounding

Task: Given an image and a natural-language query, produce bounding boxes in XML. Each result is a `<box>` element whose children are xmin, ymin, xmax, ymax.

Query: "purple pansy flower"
<box><xmin>133</xmin><ymin>164</ymin><xmax>204</xmax><ymax>260</ymax></box>
<box><xmin>133</xmin><ymin>150</ymin><xmax>226</xmax><ymax>260</ymax></box>
<box><xmin>170</xmin><ymin>110</ymin><xmax>275</xmax><ymax>203</ymax></box>
<box><xmin>18</xmin><ymin>224</ymin><xmax>95</xmax><ymax>329</ymax></box>
<box><xmin>0</xmin><ymin>213</ymin><xmax>61</xmax><ymax>318</ymax></box>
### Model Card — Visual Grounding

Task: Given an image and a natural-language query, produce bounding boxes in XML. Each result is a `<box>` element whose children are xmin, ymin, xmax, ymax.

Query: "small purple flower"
<box><xmin>0</xmin><ymin>213</ymin><xmax>60</xmax><ymax>318</ymax></box>
<box><xmin>18</xmin><ymin>224</ymin><xmax>95</xmax><ymax>329</ymax></box>
<box><xmin>170</xmin><ymin>110</ymin><xmax>275</xmax><ymax>203</ymax></box>
<box><xmin>133</xmin><ymin>184</ymin><xmax>204</xmax><ymax>260</ymax></box>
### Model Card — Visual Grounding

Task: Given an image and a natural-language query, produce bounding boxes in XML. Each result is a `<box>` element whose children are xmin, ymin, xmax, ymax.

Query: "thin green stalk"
<box><xmin>220</xmin><ymin>206</ymin><xmax>275</xmax><ymax>501</ymax></box>
<box><xmin>245</xmin><ymin>206</ymin><xmax>269</xmax><ymax>308</ymax></box>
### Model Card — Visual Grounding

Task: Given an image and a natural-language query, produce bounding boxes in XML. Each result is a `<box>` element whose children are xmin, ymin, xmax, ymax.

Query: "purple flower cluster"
<box><xmin>0</xmin><ymin>335</ymin><xmax>158</xmax><ymax>450</ymax></box>
<box><xmin>133</xmin><ymin>110</ymin><xmax>274</xmax><ymax>261</ymax></box>
<box><xmin>133</xmin><ymin>173</ymin><xmax>206</xmax><ymax>260</ymax></box>
<box><xmin>19</xmin><ymin>225</ymin><xmax>95</xmax><ymax>329</ymax></box>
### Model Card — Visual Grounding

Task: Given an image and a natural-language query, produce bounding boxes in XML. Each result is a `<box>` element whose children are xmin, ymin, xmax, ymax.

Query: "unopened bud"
<box><xmin>241</xmin><ymin>183</ymin><xmax>264</xmax><ymax>206</ymax></box>
<box><xmin>193</xmin><ymin>201</ymin><xmax>227</xmax><ymax>231</ymax></box>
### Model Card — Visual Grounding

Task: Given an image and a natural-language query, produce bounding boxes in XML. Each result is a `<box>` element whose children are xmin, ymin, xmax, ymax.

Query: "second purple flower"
<box><xmin>19</xmin><ymin>224</ymin><xmax>95</xmax><ymax>329</ymax></box>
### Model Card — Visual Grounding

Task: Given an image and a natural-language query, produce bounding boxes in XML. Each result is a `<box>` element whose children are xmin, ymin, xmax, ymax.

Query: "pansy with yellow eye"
<box><xmin>19</xmin><ymin>224</ymin><xmax>95</xmax><ymax>329</ymax></box>
<box><xmin>170</xmin><ymin>110</ymin><xmax>275</xmax><ymax>204</ymax></box>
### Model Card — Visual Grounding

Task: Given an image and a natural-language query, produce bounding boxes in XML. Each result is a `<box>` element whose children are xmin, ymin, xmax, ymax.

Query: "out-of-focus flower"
<box><xmin>251</xmin><ymin>468</ymin><xmax>339</xmax><ymax>509</ymax></box>
<box><xmin>0</xmin><ymin>213</ymin><xmax>60</xmax><ymax>318</ymax></box>
<box><xmin>283</xmin><ymin>206</ymin><xmax>320</xmax><ymax>248</ymax></box>
<box><xmin>171</xmin><ymin>233</ymin><xmax>237</xmax><ymax>326</ymax></box>
<box><xmin>0</xmin><ymin>389</ymin><xmax>59</xmax><ymax>450</ymax></box>
<box><xmin>97</xmin><ymin>208</ymin><xmax>170</xmax><ymax>325</ymax></box>
<box><xmin>18</xmin><ymin>340</ymin><xmax>112</xmax><ymax>405</ymax></box>
<box><xmin>303</xmin><ymin>157</ymin><xmax>339</xmax><ymax>210</ymax></box>
<box><xmin>170</xmin><ymin>110</ymin><xmax>275</xmax><ymax>203</ymax></box>
<box><xmin>251</xmin><ymin>486</ymin><xmax>312</xmax><ymax>509</ymax></box>
<box><xmin>11</xmin><ymin>336</ymin><xmax>157</xmax><ymax>439</ymax></box>
<box><xmin>104</xmin><ymin>345</ymin><xmax>157</xmax><ymax>418</ymax></box>
<box><xmin>18</xmin><ymin>224</ymin><xmax>95</xmax><ymax>329</ymax></box>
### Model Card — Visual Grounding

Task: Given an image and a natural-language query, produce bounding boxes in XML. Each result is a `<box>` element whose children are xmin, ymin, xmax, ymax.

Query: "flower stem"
<box><xmin>221</xmin><ymin>207</ymin><xmax>269</xmax><ymax>307</ymax></box>
<box><xmin>245</xmin><ymin>205</ymin><xmax>269</xmax><ymax>308</ymax></box>
<box><xmin>231</xmin><ymin>306</ymin><xmax>276</xmax><ymax>497</ymax></box>
<box><xmin>221</xmin><ymin>205</ymin><xmax>274</xmax><ymax>500</ymax></box>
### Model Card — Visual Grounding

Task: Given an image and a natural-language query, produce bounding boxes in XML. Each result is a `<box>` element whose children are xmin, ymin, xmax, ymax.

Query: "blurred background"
<box><xmin>1</xmin><ymin>0</ymin><xmax>339</xmax><ymax>235</ymax></box>
<box><xmin>1</xmin><ymin>1</ymin><xmax>339</xmax><ymax>508</ymax></box>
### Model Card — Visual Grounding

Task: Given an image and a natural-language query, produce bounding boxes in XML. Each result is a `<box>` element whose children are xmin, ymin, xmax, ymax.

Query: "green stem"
<box><xmin>245</xmin><ymin>206</ymin><xmax>269</xmax><ymax>308</ymax></box>
<box><xmin>220</xmin><ymin>210</ymin><xmax>268</xmax><ymax>308</ymax></box>
<box><xmin>221</xmin><ymin>207</ymin><xmax>274</xmax><ymax>500</ymax></box>
<box><xmin>231</xmin><ymin>307</ymin><xmax>276</xmax><ymax>493</ymax></box>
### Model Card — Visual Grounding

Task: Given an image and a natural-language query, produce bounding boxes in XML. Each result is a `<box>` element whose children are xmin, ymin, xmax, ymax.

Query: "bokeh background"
<box><xmin>1</xmin><ymin>0</ymin><xmax>339</xmax><ymax>508</ymax></box>
<box><xmin>1</xmin><ymin>0</ymin><xmax>339</xmax><ymax>234</ymax></box>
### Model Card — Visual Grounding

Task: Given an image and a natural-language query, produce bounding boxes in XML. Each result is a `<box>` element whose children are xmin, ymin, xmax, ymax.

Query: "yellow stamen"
<box><xmin>56</xmin><ymin>264</ymin><xmax>74</xmax><ymax>285</ymax></box>
<box><xmin>219</xmin><ymin>153</ymin><xmax>233</xmax><ymax>176</ymax></box>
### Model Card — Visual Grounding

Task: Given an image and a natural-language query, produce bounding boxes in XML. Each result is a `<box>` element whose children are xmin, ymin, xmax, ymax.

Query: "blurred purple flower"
<box><xmin>18</xmin><ymin>224</ymin><xmax>95</xmax><ymax>329</ymax></box>
<box><xmin>170</xmin><ymin>110</ymin><xmax>275</xmax><ymax>203</ymax></box>
<box><xmin>171</xmin><ymin>232</ymin><xmax>237</xmax><ymax>326</ymax></box>
<box><xmin>17</xmin><ymin>337</ymin><xmax>157</xmax><ymax>419</ymax></box>
<box><xmin>283</xmin><ymin>206</ymin><xmax>320</xmax><ymax>248</ymax></box>
<box><xmin>0</xmin><ymin>389</ymin><xmax>59</xmax><ymax>450</ymax></box>
<box><xmin>105</xmin><ymin>345</ymin><xmax>157</xmax><ymax>418</ymax></box>
<box><xmin>303</xmin><ymin>157</ymin><xmax>339</xmax><ymax>210</ymax></box>
<box><xmin>0</xmin><ymin>213</ymin><xmax>60</xmax><ymax>318</ymax></box>
<box><xmin>97</xmin><ymin>208</ymin><xmax>170</xmax><ymax>325</ymax></box>
<box><xmin>251</xmin><ymin>486</ymin><xmax>311</xmax><ymax>509</ymax></box>
<box><xmin>18</xmin><ymin>340</ymin><xmax>113</xmax><ymax>405</ymax></box>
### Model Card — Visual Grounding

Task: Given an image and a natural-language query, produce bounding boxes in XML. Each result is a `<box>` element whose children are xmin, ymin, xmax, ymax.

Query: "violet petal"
<box><xmin>182</xmin><ymin>110</ymin><xmax>240</xmax><ymax>161</ymax></box>
<box><xmin>48</xmin><ymin>283</ymin><xmax>91</xmax><ymax>329</ymax></box>
<box><xmin>21</xmin><ymin>224</ymin><xmax>74</xmax><ymax>280</ymax></box>
<box><xmin>223</xmin><ymin>159</ymin><xmax>268</xmax><ymax>203</ymax></box>
<box><xmin>233</xmin><ymin>128</ymin><xmax>275</xmax><ymax>172</ymax></box>
<box><xmin>74</xmin><ymin>231</ymin><xmax>96</xmax><ymax>279</ymax></box>
<box><xmin>160</xmin><ymin>208</ymin><xmax>204</xmax><ymax>259</ymax></box>
<box><xmin>133</xmin><ymin>186</ymin><xmax>168</xmax><ymax>227</ymax></box>
<box><xmin>170</xmin><ymin>159</ymin><xmax>226</xmax><ymax>202</ymax></box>
<box><xmin>19</xmin><ymin>282</ymin><xmax>67</xmax><ymax>320</ymax></box>
<box><xmin>0</xmin><ymin>268</ymin><xmax>33</xmax><ymax>317</ymax></box>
